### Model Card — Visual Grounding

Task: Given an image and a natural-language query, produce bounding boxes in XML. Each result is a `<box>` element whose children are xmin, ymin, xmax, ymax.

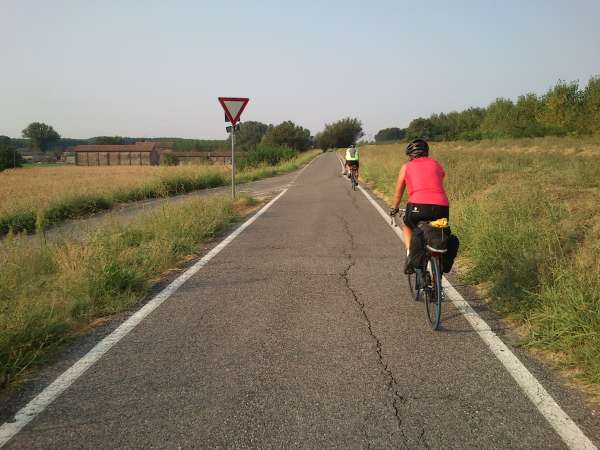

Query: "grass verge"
<box><xmin>358</xmin><ymin>138</ymin><xmax>600</xmax><ymax>385</ymax></box>
<box><xmin>0</xmin><ymin>150</ymin><xmax>320</xmax><ymax>236</ymax></box>
<box><xmin>0</xmin><ymin>194</ymin><xmax>260</xmax><ymax>388</ymax></box>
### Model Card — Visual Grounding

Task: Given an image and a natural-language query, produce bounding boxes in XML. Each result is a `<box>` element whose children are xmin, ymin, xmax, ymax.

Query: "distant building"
<box><xmin>72</xmin><ymin>142</ymin><xmax>171</xmax><ymax>166</ymax></box>
<box><xmin>206</xmin><ymin>152</ymin><xmax>232</xmax><ymax>165</ymax></box>
<box><xmin>61</xmin><ymin>150</ymin><xmax>76</xmax><ymax>164</ymax></box>
<box><xmin>18</xmin><ymin>149</ymin><xmax>58</xmax><ymax>164</ymax></box>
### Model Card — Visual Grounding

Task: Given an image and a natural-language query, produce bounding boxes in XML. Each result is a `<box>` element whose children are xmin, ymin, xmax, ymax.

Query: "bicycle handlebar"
<box><xmin>389</xmin><ymin>208</ymin><xmax>406</xmax><ymax>227</ymax></box>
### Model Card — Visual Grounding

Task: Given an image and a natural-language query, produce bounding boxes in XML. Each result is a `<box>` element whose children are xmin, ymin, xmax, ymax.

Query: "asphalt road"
<box><xmin>3</xmin><ymin>151</ymin><xmax>599</xmax><ymax>449</ymax></box>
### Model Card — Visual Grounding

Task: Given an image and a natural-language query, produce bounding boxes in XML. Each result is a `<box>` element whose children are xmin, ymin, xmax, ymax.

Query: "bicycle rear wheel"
<box><xmin>424</xmin><ymin>255</ymin><xmax>443</xmax><ymax>330</ymax></box>
<box><xmin>351</xmin><ymin>171</ymin><xmax>357</xmax><ymax>190</ymax></box>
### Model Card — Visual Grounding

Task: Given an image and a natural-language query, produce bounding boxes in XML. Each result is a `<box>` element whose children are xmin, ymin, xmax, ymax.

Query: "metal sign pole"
<box><xmin>218</xmin><ymin>97</ymin><xmax>248</xmax><ymax>200</ymax></box>
<box><xmin>231</xmin><ymin>127</ymin><xmax>235</xmax><ymax>199</ymax></box>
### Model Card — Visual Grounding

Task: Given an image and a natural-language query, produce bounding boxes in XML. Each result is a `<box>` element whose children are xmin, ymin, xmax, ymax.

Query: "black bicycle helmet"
<box><xmin>405</xmin><ymin>139</ymin><xmax>429</xmax><ymax>157</ymax></box>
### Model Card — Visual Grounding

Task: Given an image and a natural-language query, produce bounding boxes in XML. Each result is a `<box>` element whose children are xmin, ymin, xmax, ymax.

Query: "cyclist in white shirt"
<box><xmin>344</xmin><ymin>144</ymin><xmax>359</xmax><ymax>178</ymax></box>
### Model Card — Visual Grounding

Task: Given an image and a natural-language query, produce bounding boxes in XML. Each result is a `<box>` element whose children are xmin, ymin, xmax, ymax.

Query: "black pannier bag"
<box><xmin>409</xmin><ymin>221</ymin><xmax>459</xmax><ymax>273</ymax></box>
<box><xmin>421</xmin><ymin>222</ymin><xmax>450</xmax><ymax>253</ymax></box>
<box><xmin>442</xmin><ymin>234</ymin><xmax>460</xmax><ymax>273</ymax></box>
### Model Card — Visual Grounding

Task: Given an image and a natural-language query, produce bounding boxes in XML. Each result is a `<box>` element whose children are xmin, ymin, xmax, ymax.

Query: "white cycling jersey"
<box><xmin>345</xmin><ymin>147</ymin><xmax>359</xmax><ymax>161</ymax></box>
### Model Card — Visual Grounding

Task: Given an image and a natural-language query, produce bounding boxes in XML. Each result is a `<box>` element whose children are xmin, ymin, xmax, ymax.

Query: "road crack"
<box><xmin>337</xmin><ymin>214</ymin><xmax>416</xmax><ymax>448</ymax></box>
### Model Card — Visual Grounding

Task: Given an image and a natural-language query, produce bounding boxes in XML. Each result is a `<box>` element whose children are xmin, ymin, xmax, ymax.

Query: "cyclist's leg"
<box><xmin>348</xmin><ymin>161</ymin><xmax>356</xmax><ymax>178</ymax></box>
<box><xmin>402</xmin><ymin>224</ymin><xmax>412</xmax><ymax>253</ymax></box>
<box><xmin>403</xmin><ymin>205</ymin><xmax>418</xmax><ymax>273</ymax></box>
<box><xmin>403</xmin><ymin>203</ymin><xmax>418</xmax><ymax>254</ymax></box>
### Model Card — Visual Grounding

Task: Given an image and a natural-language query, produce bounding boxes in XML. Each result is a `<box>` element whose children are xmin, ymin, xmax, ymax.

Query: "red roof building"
<box><xmin>73</xmin><ymin>142</ymin><xmax>171</xmax><ymax>166</ymax></box>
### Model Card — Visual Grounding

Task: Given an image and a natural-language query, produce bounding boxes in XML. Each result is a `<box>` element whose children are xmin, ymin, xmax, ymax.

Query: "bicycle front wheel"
<box><xmin>424</xmin><ymin>255</ymin><xmax>443</xmax><ymax>330</ymax></box>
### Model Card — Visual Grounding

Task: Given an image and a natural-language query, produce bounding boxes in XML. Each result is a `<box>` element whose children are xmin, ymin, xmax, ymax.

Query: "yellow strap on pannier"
<box><xmin>430</xmin><ymin>218</ymin><xmax>449</xmax><ymax>228</ymax></box>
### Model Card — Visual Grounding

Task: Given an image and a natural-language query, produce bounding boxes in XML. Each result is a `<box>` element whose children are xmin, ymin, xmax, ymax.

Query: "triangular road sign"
<box><xmin>218</xmin><ymin>97</ymin><xmax>250</xmax><ymax>125</ymax></box>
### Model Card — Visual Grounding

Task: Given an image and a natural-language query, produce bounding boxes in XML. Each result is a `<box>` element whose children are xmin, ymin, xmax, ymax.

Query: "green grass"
<box><xmin>237</xmin><ymin>149</ymin><xmax>319</xmax><ymax>182</ymax></box>
<box><xmin>0</xmin><ymin>150</ymin><xmax>320</xmax><ymax>236</ymax></box>
<box><xmin>359</xmin><ymin>138</ymin><xmax>600</xmax><ymax>384</ymax></box>
<box><xmin>0</xmin><ymin>194</ymin><xmax>258</xmax><ymax>388</ymax></box>
<box><xmin>21</xmin><ymin>163</ymin><xmax>67</xmax><ymax>168</ymax></box>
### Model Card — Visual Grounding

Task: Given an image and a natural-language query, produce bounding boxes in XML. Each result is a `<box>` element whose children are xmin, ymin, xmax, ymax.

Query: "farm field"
<box><xmin>0</xmin><ymin>150</ymin><xmax>320</xmax><ymax>235</ymax></box>
<box><xmin>358</xmin><ymin>137</ymin><xmax>600</xmax><ymax>384</ymax></box>
<box><xmin>0</xmin><ymin>164</ymin><xmax>227</xmax><ymax>217</ymax></box>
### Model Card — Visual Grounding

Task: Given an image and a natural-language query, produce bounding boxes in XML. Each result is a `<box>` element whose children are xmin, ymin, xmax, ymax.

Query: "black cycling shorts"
<box><xmin>403</xmin><ymin>203</ymin><xmax>449</xmax><ymax>229</ymax></box>
<box><xmin>346</xmin><ymin>160</ymin><xmax>359</xmax><ymax>168</ymax></box>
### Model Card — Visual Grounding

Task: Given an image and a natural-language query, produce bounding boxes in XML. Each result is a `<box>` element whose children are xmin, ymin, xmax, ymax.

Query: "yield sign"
<box><xmin>218</xmin><ymin>97</ymin><xmax>250</xmax><ymax>125</ymax></box>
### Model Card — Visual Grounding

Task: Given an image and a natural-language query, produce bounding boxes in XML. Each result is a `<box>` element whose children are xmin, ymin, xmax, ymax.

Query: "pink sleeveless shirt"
<box><xmin>405</xmin><ymin>157</ymin><xmax>449</xmax><ymax>206</ymax></box>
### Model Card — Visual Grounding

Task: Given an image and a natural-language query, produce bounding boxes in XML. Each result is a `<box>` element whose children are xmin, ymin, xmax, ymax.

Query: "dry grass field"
<box><xmin>359</xmin><ymin>137</ymin><xmax>600</xmax><ymax>384</ymax></box>
<box><xmin>0</xmin><ymin>150</ymin><xmax>320</xmax><ymax>235</ymax></box>
<box><xmin>0</xmin><ymin>165</ymin><xmax>226</xmax><ymax>217</ymax></box>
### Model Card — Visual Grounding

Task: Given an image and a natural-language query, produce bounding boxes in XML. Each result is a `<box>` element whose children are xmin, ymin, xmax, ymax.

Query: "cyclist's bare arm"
<box><xmin>392</xmin><ymin>164</ymin><xmax>408</xmax><ymax>209</ymax></box>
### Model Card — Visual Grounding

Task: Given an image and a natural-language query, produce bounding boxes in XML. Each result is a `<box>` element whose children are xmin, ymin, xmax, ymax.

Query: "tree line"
<box><xmin>375</xmin><ymin>77</ymin><xmax>600</xmax><ymax>143</ymax></box>
<box><xmin>1</xmin><ymin>115</ymin><xmax>367</xmax><ymax>171</ymax></box>
<box><xmin>0</xmin><ymin>120</ymin><xmax>317</xmax><ymax>171</ymax></box>
<box><xmin>239</xmin><ymin>117</ymin><xmax>364</xmax><ymax>151</ymax></box>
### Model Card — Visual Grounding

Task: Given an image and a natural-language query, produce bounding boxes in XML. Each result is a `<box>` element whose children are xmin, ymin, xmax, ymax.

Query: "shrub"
<box><xmin>239</xmin><ymin>144</ymin><xmax>298</xmax><ymax>168</ymax></box>
<box><xmin>161</xmin><ymin>153</ymin><xmax>179</xmax><ymax>166</ymax></box>
<box><xmin>0</xmin><ymin>137</ymin><xmax>24</xmax><ymax>171</ymax></box>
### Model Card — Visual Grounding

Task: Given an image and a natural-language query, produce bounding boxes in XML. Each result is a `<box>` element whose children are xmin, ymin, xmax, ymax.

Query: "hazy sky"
<box><xmin>1</xmin><ymin>0</ymin><xmax>599</xmax><ymax>139</ymax></box>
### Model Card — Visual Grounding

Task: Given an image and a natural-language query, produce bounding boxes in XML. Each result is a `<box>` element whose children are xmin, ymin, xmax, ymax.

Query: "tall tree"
<box><xmin>236</xmin><ymin>121</ymin><xmax>269</xmax><ymax>151</ymax></box>
<box><xmin>0</xmin><ymin>136</ymin><xmax>24</xmax><ymax>171</ymax></box>
<box><xmin>583</xmin><ymin>76</ymin><xmax>600</xmax><ymax>134</ymax></box>
<box><xmin>513</xmin><ymin>93</ymin><xmax>545</xmax><ymax>137</ymax></box>
<box><xmin>538</xmin><ymin>80</ymin><xmax>584</xmax><ymax>135</ymax></box>
<box><xmin>316</xmin><ymin>117</ymin><xmax>363</xmax><ymax>149</ymax></box>
<box><xmin>405</xmin><ymin>117</ymin><xmax>435</xmax><ymax>140</ymax></box>
<box><xmin>375</xmin><ymin>127</ymin><xmax>405</xmax><ymax>143</ymax></box>
<box><xmin>480</xmin><ymin>98</ymin><xmax>516</xmax><ymax>138</ymax></box>
<box><xmin>261</xmin><ymin>121</ymin><xmax>311</xmax><ymax>151</ymax></box>
<box><xmin>22</xmin><ymin>122</ymin><xmax>60</xmax><ymax>152</ymax></box>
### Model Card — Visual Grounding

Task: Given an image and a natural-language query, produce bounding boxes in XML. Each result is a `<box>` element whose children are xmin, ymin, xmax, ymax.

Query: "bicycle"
<box><xmin>349</xmin><ymin>165</ymin><xmax>358</xmax><ymax>190</ymax></box>
<box><xmin>391</xmin><ymin>210</ymin><xmax>445</xmax><ymax>330</ymax></box>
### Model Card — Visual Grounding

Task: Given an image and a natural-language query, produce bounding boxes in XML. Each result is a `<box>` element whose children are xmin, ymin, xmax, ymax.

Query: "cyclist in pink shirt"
<box><xmin>389</xmin><ymin>139</ymin><xmax>449</xmax><ymax>273</ymax></box>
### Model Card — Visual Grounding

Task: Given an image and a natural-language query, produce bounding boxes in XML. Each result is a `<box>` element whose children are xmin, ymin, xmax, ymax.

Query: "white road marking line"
<box><xmin>0</xmin><ymin>155</ymin><xmax>319</xmax><ymax>448</ymax></box>
<box><xmin>357</xmin><ymin>182</ymin><xmax>596</xmax><ymax>450</ymax></box>
<box><xmin>337</xmin><ymin>153</ymin><xmax>345</xmax><ymax>170</ymax></box>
